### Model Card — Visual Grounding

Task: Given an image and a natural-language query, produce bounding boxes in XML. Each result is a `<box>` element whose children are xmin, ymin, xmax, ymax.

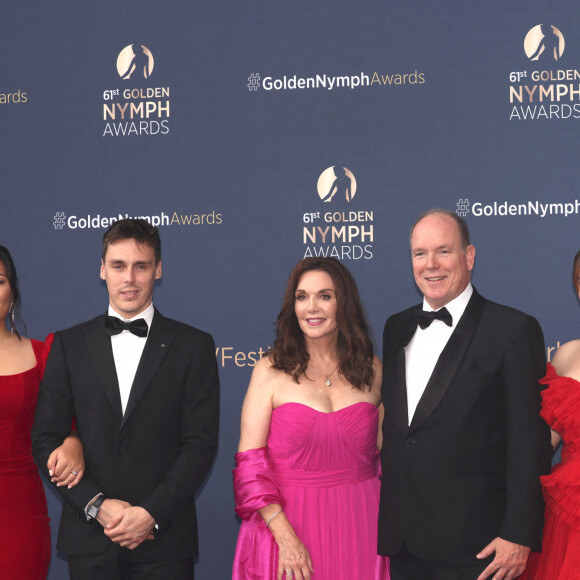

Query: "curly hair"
<box><xmin>269</xmin><ymin>257</ymin><xmax>375</xmax><ymax>390</ymax></box>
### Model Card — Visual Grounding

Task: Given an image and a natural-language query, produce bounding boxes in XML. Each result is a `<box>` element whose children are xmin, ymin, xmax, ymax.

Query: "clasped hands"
<box><xmin>46</xmin><ymin>437</ymin><xmax>155</xmax><ymax>550</ymax></box>
<box><xmin>96</xmin><ymin>499</ymin><xmax>156</xmax><ymax>550</ymax></box>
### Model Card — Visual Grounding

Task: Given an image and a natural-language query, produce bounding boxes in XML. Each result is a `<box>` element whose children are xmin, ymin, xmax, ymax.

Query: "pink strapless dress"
<box><xmin>233</xmin><ymin>401</ymin><xmax>390</xmax><ymax>579</ymax></box>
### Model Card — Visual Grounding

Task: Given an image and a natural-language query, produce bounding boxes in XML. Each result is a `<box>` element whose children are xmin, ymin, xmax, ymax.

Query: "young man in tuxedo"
<box><xmin>32</xmin><ymin>218</ymin><xmax>220</xmax><ymax>580</ymax></box>
<box><xmin>378</xmin><ymin>209</ymin><xmax>551</xmax><ymax>580</ymax></box>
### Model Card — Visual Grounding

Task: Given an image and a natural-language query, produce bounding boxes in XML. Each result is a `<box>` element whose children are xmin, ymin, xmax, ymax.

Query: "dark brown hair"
<box><xmin>269</xmin><ymin>257</ymin><xmax>375</xmax><ymax>390</ymax></box>
<box><xmin>573</xmin><ymin>250</ymin><xmax>580</xmax><ymax>293</ymax></box>
<box><xmin>102</xmin><ymin>218</ymin><xmax>161</xmax><ymax>263</ymax></box>
<box><xmin>0</xmin><ymin>246</ymin><xmax>25</xmax><ymax>339</ymax></box>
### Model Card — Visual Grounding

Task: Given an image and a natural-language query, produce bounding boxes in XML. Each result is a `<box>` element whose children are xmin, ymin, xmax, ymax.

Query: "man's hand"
<box><xmin>95</xmin><ymin>499</ymin><xmax>131</xmax><ymax>529</ymax></box>
<box><xmin>476</xmin><ymin>537</ymin><xmax>531</xmax><ymax>580</ymax></box>
<box><xmin>104</xmin><ymin>506</ymin><xmax>156</xmax><ymax>550</ymax></box>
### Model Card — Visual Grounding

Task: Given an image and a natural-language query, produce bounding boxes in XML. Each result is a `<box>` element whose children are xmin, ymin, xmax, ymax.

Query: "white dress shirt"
<box><xmin>404</xmin><ymin>284</ymin><xmax>473</xmax><ymax>425</ymax></box>
<box><xmin>85</xmin><ymin>303</ymin><xmax>155</xmax><ymax>521</ymax></box>
<box><xmin>108</xmin><ymin>302</ymin><xmax>154</xmax><ymax>415</ymax></box>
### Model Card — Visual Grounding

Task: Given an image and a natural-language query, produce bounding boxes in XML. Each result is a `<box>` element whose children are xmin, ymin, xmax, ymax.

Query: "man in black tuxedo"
<box><xmin>32</xmin><ymin>219</ymin><xmax>219</xmax><ymax>579</ymax></box>
<box><xmin>378</xmin><ymin>210</ymin><xmax>551</xmax><ymax>580</ymax></box>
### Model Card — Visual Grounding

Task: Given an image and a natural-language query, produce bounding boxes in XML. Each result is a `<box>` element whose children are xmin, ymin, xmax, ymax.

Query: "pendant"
<box><xmin>326</xmin><ymin>378</ymin><xmax>332</xmax><ymax>387</ymax></box>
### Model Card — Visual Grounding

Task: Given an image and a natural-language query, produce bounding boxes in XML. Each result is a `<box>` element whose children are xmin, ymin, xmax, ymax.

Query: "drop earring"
<box><xmin>8</xmin><ymin>300</ymin><xmax>14</xmax><ymax>333</ymax></box>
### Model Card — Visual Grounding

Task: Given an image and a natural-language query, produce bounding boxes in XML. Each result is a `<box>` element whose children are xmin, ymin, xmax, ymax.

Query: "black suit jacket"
<box><xmin>378</xmin><ymin>289</ymin><xmax>552</xmax><ymax>565</ymax></box>
<box><xmin>32</xmin><ymin>309</ymin><xmax>220</xmax><ymax>559</ymax></box>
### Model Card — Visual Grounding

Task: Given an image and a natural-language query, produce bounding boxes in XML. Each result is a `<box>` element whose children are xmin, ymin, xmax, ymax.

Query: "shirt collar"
<box><xmin>422</xmin><ymin>283</ymin><xmax>472</xmax><ymax>328</ymax></box>
<box><xmin>108</xmin><ymin>302</ymin><xmax>155</xmax><ymax>327</ymax></box>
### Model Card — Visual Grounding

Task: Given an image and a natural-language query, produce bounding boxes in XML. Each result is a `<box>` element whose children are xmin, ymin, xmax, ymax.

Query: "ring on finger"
<box><xmin>70</xmin><ymin>470</ymin><xmax>78</xmax><ymax>475</ymax></box>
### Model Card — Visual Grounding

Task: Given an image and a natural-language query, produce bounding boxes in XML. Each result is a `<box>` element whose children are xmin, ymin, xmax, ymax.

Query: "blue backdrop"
<box><xmin>2</xmin><ymin>1</ymin><xmax>579</xmax><ymax>577</ymax></box>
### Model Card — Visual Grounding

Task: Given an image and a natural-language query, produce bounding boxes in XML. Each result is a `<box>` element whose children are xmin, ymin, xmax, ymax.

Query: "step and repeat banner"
<box><xmin>2</xmin><ymin>1</ymin><xmax>580</xmax><ymax>577</ymax></box>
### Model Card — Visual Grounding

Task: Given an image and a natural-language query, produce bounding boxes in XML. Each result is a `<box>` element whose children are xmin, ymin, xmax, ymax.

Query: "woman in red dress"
<box><xmin>523</xmin><ymin>250</ymin><xmax>580</xmax><ymax>580</ymax></box>
<box><xmin>0</xmin><ymin>246</ymin><xmax>84</xmax><ymax>579</ymax></box>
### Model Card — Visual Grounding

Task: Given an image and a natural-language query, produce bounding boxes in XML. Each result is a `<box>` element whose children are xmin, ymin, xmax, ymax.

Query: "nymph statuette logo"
<box><xmin>116</xmin><ymin>44</ymin><xmax>155</xmax><ymax>79</ymax></box>
<box><xmin>524</xmin><ymin>25</ymin><xmax>565</xmax><ymax>62</ymax></box>
<box><xmin>317</xmin><ymin>166</ymin><xmax>357</xmax><ymax>203</ymax></box>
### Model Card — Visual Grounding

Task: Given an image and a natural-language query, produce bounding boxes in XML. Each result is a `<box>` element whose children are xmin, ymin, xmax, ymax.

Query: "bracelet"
<box><xmin>265</xmin><ymin>509</ymin><xmax>283</xmax><ymax>527</ymax></box>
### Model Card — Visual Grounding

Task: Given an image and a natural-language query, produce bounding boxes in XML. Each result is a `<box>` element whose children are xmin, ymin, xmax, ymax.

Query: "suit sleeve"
<box><xmin>500</xmin><ymin>314</ymin><xmax>552</xmax><ymax>550</ymax></box>
<box><xmin>31</xmin><ymin>332</ymin><xmax>103</xmax><ymax>515</ymax></box>
<box><xmin>139</xmin><ymin>333</ymin><xmax>220</xmax><ymax>529</ymax></box>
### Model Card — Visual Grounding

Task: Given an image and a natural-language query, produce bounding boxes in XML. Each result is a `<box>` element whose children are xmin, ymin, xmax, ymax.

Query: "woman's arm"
<box><xmin>372</xmin><ymin>357</ymin><xmax>384</xmax><ymax>450</ymax></box>
<box><xmin>550</xmin><ymin>429</ymin><xmax>561</xmax><ymax>450</ymax></box>
<box><xmin>238</xmin><ymin>358</ymin><xmax>276</xmax><ymax>452</ymax></box>
<box><xmin>237</xmin><ymin>359</ymin><xmax>314</xmax><ymax>580</ymax></box>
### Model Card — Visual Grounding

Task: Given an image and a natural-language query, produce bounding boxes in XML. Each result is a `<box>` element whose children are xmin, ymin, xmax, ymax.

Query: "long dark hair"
<box><xmin>0</xmin><ymin>246</ymin><xmax>25</xmax><ymax>339</ymax></box>
<box><xmin>269</xmin><ymin>257</ymin><xmax>375</xmax><ymax>390</ymax></box>
<box><xmin>573</xmin><ymin>250</ymin><xmax>580</xmax><ymax>293</ymax></box>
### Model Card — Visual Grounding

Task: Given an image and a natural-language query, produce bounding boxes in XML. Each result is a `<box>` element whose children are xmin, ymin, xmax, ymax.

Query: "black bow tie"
<box><xmin>104</xmin><ymin>315</ymin><xmax>149</xmax><ymax>338</ymax></box>
<box><xmin>416</xmin><ymin>307</ymin><xmax>453</xmax><ymax>329</ymax></box>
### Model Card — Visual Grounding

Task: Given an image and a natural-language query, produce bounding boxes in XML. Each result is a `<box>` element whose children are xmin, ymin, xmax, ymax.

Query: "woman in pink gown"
<box><xmin>233</xmin><ymin>257</ymin><xmax>390</xmax><ymax>580</ymax></box>
<box><xmin>0</xmin><ymin>246</ymin><xmax>84</xmax><ymax>579</ymax></box>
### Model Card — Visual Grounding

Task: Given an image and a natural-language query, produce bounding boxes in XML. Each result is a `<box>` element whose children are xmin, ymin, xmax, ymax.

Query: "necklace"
<box><xmin>309</xmin><ymin>362</ymin><xmax>338</xmax><ymax>387</ymax></box>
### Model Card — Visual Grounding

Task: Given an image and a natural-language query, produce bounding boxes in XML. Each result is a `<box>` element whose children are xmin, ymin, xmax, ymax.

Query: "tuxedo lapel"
<box><xmin>391</xmin><ymin>348</ymin><xmax>410</xmax><ymax>434</ymax></box>
<box><xmin>84</xmin><ymin>316</ymin><xmax>123</xmax><ymax>421</ymax></box>
<box><xmin>121</xmin><ymin>310</ymin><xmax>174</xmax><ymax>428</ymax></box>
<box><xmin>389</xmin><ymin>308</ymin><xmax>420</xmax><ymax>435</ymax></box>
<box><xmin>409</xmin><ymin>290</ymin><xmax>485</xmax><ymax>433</ymax></box>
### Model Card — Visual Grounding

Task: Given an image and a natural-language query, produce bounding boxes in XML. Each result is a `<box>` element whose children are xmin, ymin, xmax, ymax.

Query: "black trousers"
<box><xmin>390</xmin><ymin>545</ymin><xmax>491</xmax><ymax>580</ymax></box>
<box><xmin>68</xmin><ymin>544</ymin><xmax>194</xmax><ymax>580</ymax></box>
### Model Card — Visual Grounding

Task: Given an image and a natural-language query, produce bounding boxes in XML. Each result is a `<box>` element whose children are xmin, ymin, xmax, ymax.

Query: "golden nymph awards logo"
<box><xmin>301</xmin><ymin>166</ymin><xmax>373</xmax><ymax>261</ymax></box>
<box><xmin>508</xmin><ymin>25</ymin><xmax>580</xmax><ymax>121</ymax></box>
<box><xmin>101</xmin><ymin>44</ymin><xmax>171</xmax><ymax>137</ymax></box>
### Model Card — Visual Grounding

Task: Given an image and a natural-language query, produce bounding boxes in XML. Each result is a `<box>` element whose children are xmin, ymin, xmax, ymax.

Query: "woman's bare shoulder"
<box><xmin>248</xmin><ymin>355</ymin><xmax>290</xmax><ymax>389</ymax></box>
<box><xmin>552</xmin><ymin>339</ymin><xmax>580</xmax><ymax>377</ymax></box>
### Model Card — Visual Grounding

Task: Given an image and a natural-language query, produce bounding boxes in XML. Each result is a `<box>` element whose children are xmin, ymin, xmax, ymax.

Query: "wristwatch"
<box><xmin>87</xmin><ymin>495</ymin><xmax>105</xmax><ymax>520</ymax></box>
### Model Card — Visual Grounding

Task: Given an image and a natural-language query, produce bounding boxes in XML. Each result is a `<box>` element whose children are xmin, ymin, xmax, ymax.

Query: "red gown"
<box><xmin>523</xmin><ymin>363</ymin><xmax>580</xmax><ymax>580</ymax></box>
<box><xmin>0</xmin><ymin>338</ymin><xmax>51</xmax><ymax>579</ymax></box>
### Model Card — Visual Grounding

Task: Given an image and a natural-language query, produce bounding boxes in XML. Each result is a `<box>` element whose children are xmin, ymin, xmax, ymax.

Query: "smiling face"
<box><xmin>294</xmin><ymin>270</ymin><xmax>338</xmax><ymax>342</ymax></box>
<box><xmin>100</xmin><ymin>238</ymin><xmax>161</xmax><ymax>319</ymax></box>
<box><xmin>410</xmin><ymin>213</ymin><xmax>475</xmax><ymax>310</ymax></box>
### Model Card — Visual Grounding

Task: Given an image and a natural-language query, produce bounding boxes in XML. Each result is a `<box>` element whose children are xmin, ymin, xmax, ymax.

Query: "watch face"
<box><xmin>88</xmin><ymin>505</ymin><xmax>99</xmax><ymax>518</ymax></box>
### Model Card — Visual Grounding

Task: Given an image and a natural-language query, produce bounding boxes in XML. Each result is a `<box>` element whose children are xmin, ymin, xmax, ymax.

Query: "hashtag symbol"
<box><xmin>456</xmin><ymin>199</ymin><xmax>470</xmax><ymax>217</ymax></box>
<box><xmin>53</xmin><ymin>212</ymin><xmax>66</xmax><ymax>229</ymax></box>
<box><xmin>248</xmin><ymin>73</ymin><xmax>260</xmax><ymax>91</ymax></box>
